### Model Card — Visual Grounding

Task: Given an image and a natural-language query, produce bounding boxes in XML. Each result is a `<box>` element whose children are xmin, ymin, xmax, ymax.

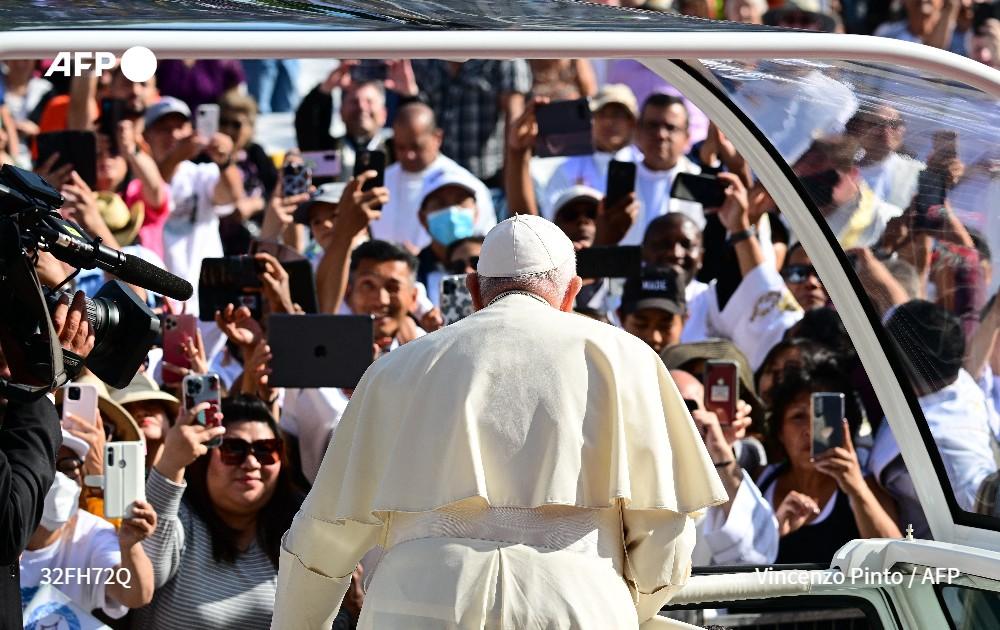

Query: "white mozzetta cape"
<box><xmin>273</xmin><ymin>294</ymin><xmax>727</xmax><ymax>629</ymax></box>
<box><xmin>315</xmin><ymin>293</ymin><xmax>726</xmax><ymax>522</ymax></box>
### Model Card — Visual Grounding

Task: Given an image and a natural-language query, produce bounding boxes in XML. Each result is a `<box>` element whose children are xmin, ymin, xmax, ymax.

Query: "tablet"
<box><xmin>267</xmin><ymin>314</ymin><xmax>374</xmax><ymax>389</ymax></box>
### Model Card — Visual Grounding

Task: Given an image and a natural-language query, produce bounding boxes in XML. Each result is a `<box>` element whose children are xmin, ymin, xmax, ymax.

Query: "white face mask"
<box><xmin>40</xmin><ymin>471</ymin><xmax>80</xmax><ymax>532</ymax></box>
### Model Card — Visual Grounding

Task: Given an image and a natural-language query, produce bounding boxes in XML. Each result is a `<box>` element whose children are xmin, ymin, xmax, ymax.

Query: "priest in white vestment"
<box><xmin>272</xmin><ymin>214</ymin><xmax>727</xmax><ymax>629</ymax></box>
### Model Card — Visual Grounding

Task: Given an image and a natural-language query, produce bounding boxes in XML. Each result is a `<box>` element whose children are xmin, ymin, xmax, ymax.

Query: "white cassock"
<box><xmin>272</xmin><ymin>293</ymin><xmax>727</xmax><ymax>629</ymax></box>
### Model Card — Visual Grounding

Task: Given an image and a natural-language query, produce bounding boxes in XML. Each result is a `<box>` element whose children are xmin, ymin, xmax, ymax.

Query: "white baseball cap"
<box><xmin>61</xmin><ymin>429</ymin><xmax>90</xmax><ymax>460</ymax></box>
<box><xmin>477</xmin><ymin>214</ymin><xmax>576</xmax><ymax>278</ymax></box>
<box><xmin>418</xmin><ymin>167</ymin><xmax>480</xmax><ymax>211</ymax></box>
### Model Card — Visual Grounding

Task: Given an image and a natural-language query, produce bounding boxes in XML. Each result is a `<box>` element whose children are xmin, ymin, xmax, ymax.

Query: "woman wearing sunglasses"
<box><xmin>134</xmin><ymin>395</ymin><xmax>304</xmax><ymax>630</ymax></box>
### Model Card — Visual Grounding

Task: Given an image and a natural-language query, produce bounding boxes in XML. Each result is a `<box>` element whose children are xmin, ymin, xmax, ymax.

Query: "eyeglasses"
<box><xmin>56</xmin><ymin>455</ymin><xmax>83</xmax><ymax>478</ymax></box>
<box><xmin>640</xmin><ymin>120</ymin><xmax>687</xmax><ymax>135</ymax></box>
<box><xmin>860</xmin><ymin>117</ymin><xmax>904</xmax><ymax>131</ymax></box>
<box><xmin>447</xmin><ymin>256</ymin><xmax>479</xmax><ymax>275</ymax></box>
<box><xmin>218</xmin><ymin>438</ymin><xmax>283</xmax><ymax>466</ymax></box>
<box><xmin>782</xmin><ymin>264</ymin><xmax>819</xmax><ymax>284</ymax></box>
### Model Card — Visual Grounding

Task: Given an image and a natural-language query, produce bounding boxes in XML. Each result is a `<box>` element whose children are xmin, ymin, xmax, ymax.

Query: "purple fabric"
<box><xmin>606</xmin><ymin>59</ymin><xmax>709</xmax><ymax>150</ymax></box>
<box><xmin>156</xmin><ymin>60</ymin><xmax>245</xmax><ymax>110</ymax></box>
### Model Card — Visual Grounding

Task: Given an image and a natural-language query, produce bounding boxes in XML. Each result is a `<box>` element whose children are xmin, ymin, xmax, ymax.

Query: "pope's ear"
<box><xmin>467</xmin><ymin>273</ymin><xmax>484</xmax><ymax>311</ymax></box>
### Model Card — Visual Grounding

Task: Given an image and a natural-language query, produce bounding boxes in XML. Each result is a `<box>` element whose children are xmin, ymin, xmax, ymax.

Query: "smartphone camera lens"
<box><xmin>68</xmin><ymin>386</ymin><xmax>80</xmax><ymax>401</ymax></box>
<box><xmin>107</xmin><ymin>449</ymin><xmax>114</xmax><ymax>466</ymax></box>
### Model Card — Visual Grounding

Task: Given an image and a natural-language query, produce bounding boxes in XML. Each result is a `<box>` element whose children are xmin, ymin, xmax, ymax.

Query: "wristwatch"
<box><xmin>728</xmin><ymin>226</ymin><xmax>756</xmax><ymax>244</ymax></box>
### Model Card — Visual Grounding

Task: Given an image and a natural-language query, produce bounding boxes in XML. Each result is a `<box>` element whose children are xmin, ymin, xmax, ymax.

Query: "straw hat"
<box><xmin>109</xmin><ymin>371</ymin><xmax>180</xmax><ymax>418</ymax></box>
<box><xmin>96</xmin><ymin>191</ymin><xmax>144</xmax><ymax>247</ymax></box>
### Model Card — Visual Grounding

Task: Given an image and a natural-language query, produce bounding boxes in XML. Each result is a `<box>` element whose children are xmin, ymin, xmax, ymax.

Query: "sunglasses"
<box><xmin>683</xmin><ymin>398</ymin><xmax>700</xmax><ymax>413</ymax></box>
<box><xmin>218</xmin><ymin>438</ymin><xmax>283</xmax><ymax>466</ymax></box>
<box><xmin>447</xmin><ymin>256</ymin><xmax>479</xmax><ymax>275</ymax></box>
<box><xmin>782</xmin><ymin>264</ymin><xmax>819</xmax><ymax>284</ymax></box>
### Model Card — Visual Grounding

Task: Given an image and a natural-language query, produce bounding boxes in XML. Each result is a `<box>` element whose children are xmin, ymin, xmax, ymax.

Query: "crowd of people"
<box><xmin>1</xmin><ymin>0</ymin><xmax>1000</xmax><ymax>628</ymax></box>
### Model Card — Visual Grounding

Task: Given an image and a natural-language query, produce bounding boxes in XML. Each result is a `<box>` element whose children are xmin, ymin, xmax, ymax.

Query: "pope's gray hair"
<box><xmin>477</xmin><ymin>256</ymin><xmax>576</xmax><ymax>305</ymax></box>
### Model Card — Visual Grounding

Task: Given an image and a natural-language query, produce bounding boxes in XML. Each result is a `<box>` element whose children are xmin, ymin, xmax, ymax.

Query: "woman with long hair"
<box><xmin>133</xmin><ymin>395</ymin><xmax>304</xmax><ymax>629</ymax></box>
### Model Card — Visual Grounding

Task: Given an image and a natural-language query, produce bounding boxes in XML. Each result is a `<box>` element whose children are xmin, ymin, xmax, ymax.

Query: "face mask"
<box><xmin>40</xmin><ymin>472</ymin><xmax>80</xmax><ymax>532</ymax></box>
<box><xmin>426</xmin><ymin>206</ymin><xmax>476</xmax><ymax>246</ymax></box>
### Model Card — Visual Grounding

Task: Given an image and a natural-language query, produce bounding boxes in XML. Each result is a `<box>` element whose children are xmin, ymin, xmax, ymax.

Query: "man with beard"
<box><xmin>845</xmin><ymin>105</ymin><xmax>923</xmax><ymax>211</ymax></box>
<box><xmin>795</xmin><ymin>135</ymin><xmax>903</xmax><ymax>250</ymax></box>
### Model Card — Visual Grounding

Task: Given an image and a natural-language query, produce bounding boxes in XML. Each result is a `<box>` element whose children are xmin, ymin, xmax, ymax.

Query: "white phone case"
<box><xmin>104</xmin><ymin>441</ymin><xmax>146</xmax><ymax>519</ymax></box>
<box><xmin>62</xmin><ymin>383</ymin><xmax>99</xmax><ymax>426</ymax></box>
<box><xmin>196</xmin><ymin>104</ymin><xmax>220</xmax><ymax>139</ymax></box>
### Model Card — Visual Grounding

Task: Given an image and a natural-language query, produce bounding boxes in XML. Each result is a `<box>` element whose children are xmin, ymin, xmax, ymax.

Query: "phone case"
<box><xmin>62</xmin><ymin>383</ymin><xmax>99</xmax><ymax>426</ymax></box>
<box><xmin>104</xmin><ymin>441</ymin><xmax>146</xmax><ymax>519</ymax></box>
<box><xmin>301</xmin><ymin>150</ymin><xmax>343</xmax><ymax>180</ymax></box>
<box><xmin>534</xmin><ymin>98</ymin><xmax>594</xmax><ymax>158</ymax></box>
<box><xmin>183</xmin><ymin>373</ymin><xmax>223</xmax><ymax>447</ymax></box>
<box><xmin>704</xmin><ymin>360</ymin><xmax>739</xmax><ymax>426</ymax></box>
<box><xmin>811</xmin><ymin>392</ymin><xmax>846</xmax><ymax>457</ymax></box>
<box><xmin>282</xmin><ymin>162</ymin><xmax>312</xmax><ymax>196</ymax></box>
<box><xmin>439</xmin><ymin>274</ymin><xmax>475</xmax><ymax>325</ymax></box>
<box><xmin>671</xmin><ymin>173</ymin><xmax>727</xmax><ymax>208</ymax></box>
<box><xmin>162</xmin><ymin>314</ymin><xmax>199</xmax><ymax>385</ymax></box>
<box><xmin>354</xmin><ymin>150</ymin><xmax>386</xmax><ymax>190</ymax></box>
<box><xmin>196</xmin><ymin>104</ymin><xmax>220</xmax><ymax>139</ymax></box>
<box><xmin>605</xmin><ymin>160</ymin><xmax>637</xmax><ymax>208</ymax></box>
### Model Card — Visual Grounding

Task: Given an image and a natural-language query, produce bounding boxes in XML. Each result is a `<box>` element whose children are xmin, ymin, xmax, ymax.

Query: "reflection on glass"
<box><xmin>940</xmin><ymin>585</ymin><xmax>1000</xmax><ymax>629</ymax></box>
<box><xmin>704</xmin><ymin>57</ymin><xmax>1000</xmax><ymax>535</ymax></box>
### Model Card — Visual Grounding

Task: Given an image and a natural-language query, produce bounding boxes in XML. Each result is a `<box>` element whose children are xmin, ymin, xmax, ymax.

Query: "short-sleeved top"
<box><xmin>20</xmin><ymin>510</ymin><xmax>126</xmax><ymax>619</ymax></box>
<box><xmin>412</xmin><ymin>60</ymin><xmax>532</xmax><ymax>184</ymax></box>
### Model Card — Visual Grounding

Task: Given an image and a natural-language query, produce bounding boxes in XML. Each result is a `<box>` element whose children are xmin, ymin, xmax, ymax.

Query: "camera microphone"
<box><xmin>42</xmin><ymin>221</ymin><xmax>194</xmax><ymax>301</ymax></box>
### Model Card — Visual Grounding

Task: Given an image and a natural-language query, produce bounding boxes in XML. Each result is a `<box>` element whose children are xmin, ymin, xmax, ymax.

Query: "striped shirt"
<box><xmin>131</xmin><ymin>469</ymin><xmax>278</xmax><ymax>630</ymax></box>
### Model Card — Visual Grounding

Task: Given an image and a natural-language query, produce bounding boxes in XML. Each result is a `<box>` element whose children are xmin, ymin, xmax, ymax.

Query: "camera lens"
<box><xmin>68</xmin><ymin>386</ymin><xmax>80</xmax><ymax>401</ymax></box>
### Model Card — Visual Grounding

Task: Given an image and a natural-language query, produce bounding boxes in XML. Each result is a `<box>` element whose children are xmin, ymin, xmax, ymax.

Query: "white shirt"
<box><xmin>541</xmin><ymin>146</ymin><xmax>642</xmax><ymax>219</ymax></box>
<box><xmin>281</xmin><ymin>387</ymin><xmax>351</xmax><ymax>484</ymax></box>
<box><xmin>624</xmin><ymin>157</ymin><xmax>703</xmax><ymax>246</ymax></box>
<box><xmin>680</xmin><ymin>279</ymin><xmax>713</xmax><ymax>345</ymax></box>
<box><xmin>871</xmin><ymin>369</ymin><xmax>999</xmax><ymax>513</ymax></box>
<box><xmin>823</xmin><ymin>189</ymin><xmax>903</xmax><ymax>251</ymax></box>
<box><xmin>858</xmin><ymin>153</ymin><xmax>924</xmax><ymax>212</ymax></box>
<box><xmin>373</xmin><ymin>155</ymin><xmax>496</xmax><ymax>250</ymax></box>
<box><xmin>693</xmin><ymin>469</ymin><xmax>778</xmax><ymax>566</ymax></box>
<box><xmin>19</xmin><ymin>510</ymin><xmax>126</xmax><ymax>619</ymax></box>
<box><xmin>704</xmin><ymin>263</ymin><xmax>804</xmax><ymax>371</ymax></box>
<box><xmin>161</xmin><ymin>160</ymin><xmax>235</xmax><ymax>314</ymax></box>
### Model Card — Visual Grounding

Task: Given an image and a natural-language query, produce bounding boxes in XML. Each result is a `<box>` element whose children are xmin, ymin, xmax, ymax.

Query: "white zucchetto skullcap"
<box><xmin>477</xmin><ymin>214</ymin><xmax>576</xmax><ymax>278</ymax></box>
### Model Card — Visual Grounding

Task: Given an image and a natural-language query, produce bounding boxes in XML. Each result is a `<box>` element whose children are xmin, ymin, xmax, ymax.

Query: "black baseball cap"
<box><xmin>621</xmin><ymin>266</ymin><xmax>686</xmax><ymax>317</ymax></box>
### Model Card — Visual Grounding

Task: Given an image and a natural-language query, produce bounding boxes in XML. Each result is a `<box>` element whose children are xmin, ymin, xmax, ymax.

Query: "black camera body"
<box><xmin>0</xmin><ymin>164</ymin><xmax>164</xmax><ymax>398</ymax></box>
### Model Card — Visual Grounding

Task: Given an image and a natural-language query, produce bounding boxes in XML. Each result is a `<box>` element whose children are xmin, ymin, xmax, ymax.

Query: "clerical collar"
<box><xmin>487</xmin><ymin>291</ymin><xmax>549</xmax><ymax>308</ymax></box>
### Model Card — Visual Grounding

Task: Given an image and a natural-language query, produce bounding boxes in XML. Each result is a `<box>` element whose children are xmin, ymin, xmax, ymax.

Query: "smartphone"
<box><xmin>62</xmin><ymin>383</ymin><xmax>99</xmax><ymax>426</ymax></box>
<box><xmin>354</xmin><ymin>149</ymin><xmax>386</xmax><ymax>191</ymax></box>
<box><xmin>161</xmin><ymin>313</ymin><xmax>199</xmax><ymax>385</ymax></box>
<box><xmin>811</xmin><ymin>392</ymin><xmax>846</xmax><ymax>457</ymax></box>
<box><xmin>301</xmin><ymin>150</ymin><xmax>342</xmax><ymax>185</ymax></box>
<box><xmin>196</xmin><ymin>103</ymin><xmax>220</xmax><ymax>139</ymax></box>
<box><xmin>534</xmin><ymin>98</ymin><xmax>594</xmax><ymax>158</ymax></box>
<box><xmin>703</xmin><ymin>360</ymin><xmax>738</xmax><ymax>426</ymax></box>
<box><xmin>182</xmin><ymin>373</ymin><xmax>223</xmax><ymax>448</ymax></box>
<box><xmin>198</xmin><ymin>255</ymin><xmax>268</xmax><ymax>321</ymax></box>
<box><xmin>350</xmin><ymin>60</ymin><xmax>389</xmax><ymax>83</ymax></box>
<box><xmin>575</xmin><ymin>245</ymin><xmax>642</xmax><ymax>279</ymax></box>
<box><xmin>35</xmin><ymin>130</ymin><xmax>98</xmax><ymax>189</ymax></box>
<box><xmin>104</xmin><ymin>441</ymin><xmax>146</xmax><ymax>519</ymax></box>
<box><xmin>605</xmin><ymin>159</ymin><xmax>637</xmax><ymax>208</ymax></box>
<box><xmin>99</xmin><ymin>98</ymin><xmax>128</xmax><ymax>155</ymax></box>
<box><xmin>439</xmin><ymin>274</ymin><xmax>475</xmax><ymax>325</ymax></box>
<box><xmin>671</xmin><ymin>172</ymin><xmax>727</xmax><ymax>208</ymax></box>
<box><xmin>282</xmin><ymin>161</ymin><xmax>312</xmax><ymax>197</ymax></box>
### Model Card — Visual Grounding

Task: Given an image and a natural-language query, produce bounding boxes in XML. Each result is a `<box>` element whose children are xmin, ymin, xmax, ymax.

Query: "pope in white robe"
<box><xmin>272</xmin><ymin>214</ymin><xmax>727</xmax><ymax>629</ymax></box>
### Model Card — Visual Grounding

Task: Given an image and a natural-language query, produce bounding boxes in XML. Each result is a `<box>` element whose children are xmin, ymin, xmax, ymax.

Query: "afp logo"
<box><xmin>45</xmin><ymin>46</ymin><xmax>157</xmax><ymax>81</ymax></box>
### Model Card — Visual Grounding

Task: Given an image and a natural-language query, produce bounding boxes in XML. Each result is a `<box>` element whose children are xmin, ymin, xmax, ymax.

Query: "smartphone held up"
<box><xmin>811</xmin><ymin>392</ymin><xmax>845</xmax><ymax>458</ymax></box>
<box><xmin>183</xmin><ymin>373</ymin><xmax>223</xmax><ymax>448</ymax></box>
